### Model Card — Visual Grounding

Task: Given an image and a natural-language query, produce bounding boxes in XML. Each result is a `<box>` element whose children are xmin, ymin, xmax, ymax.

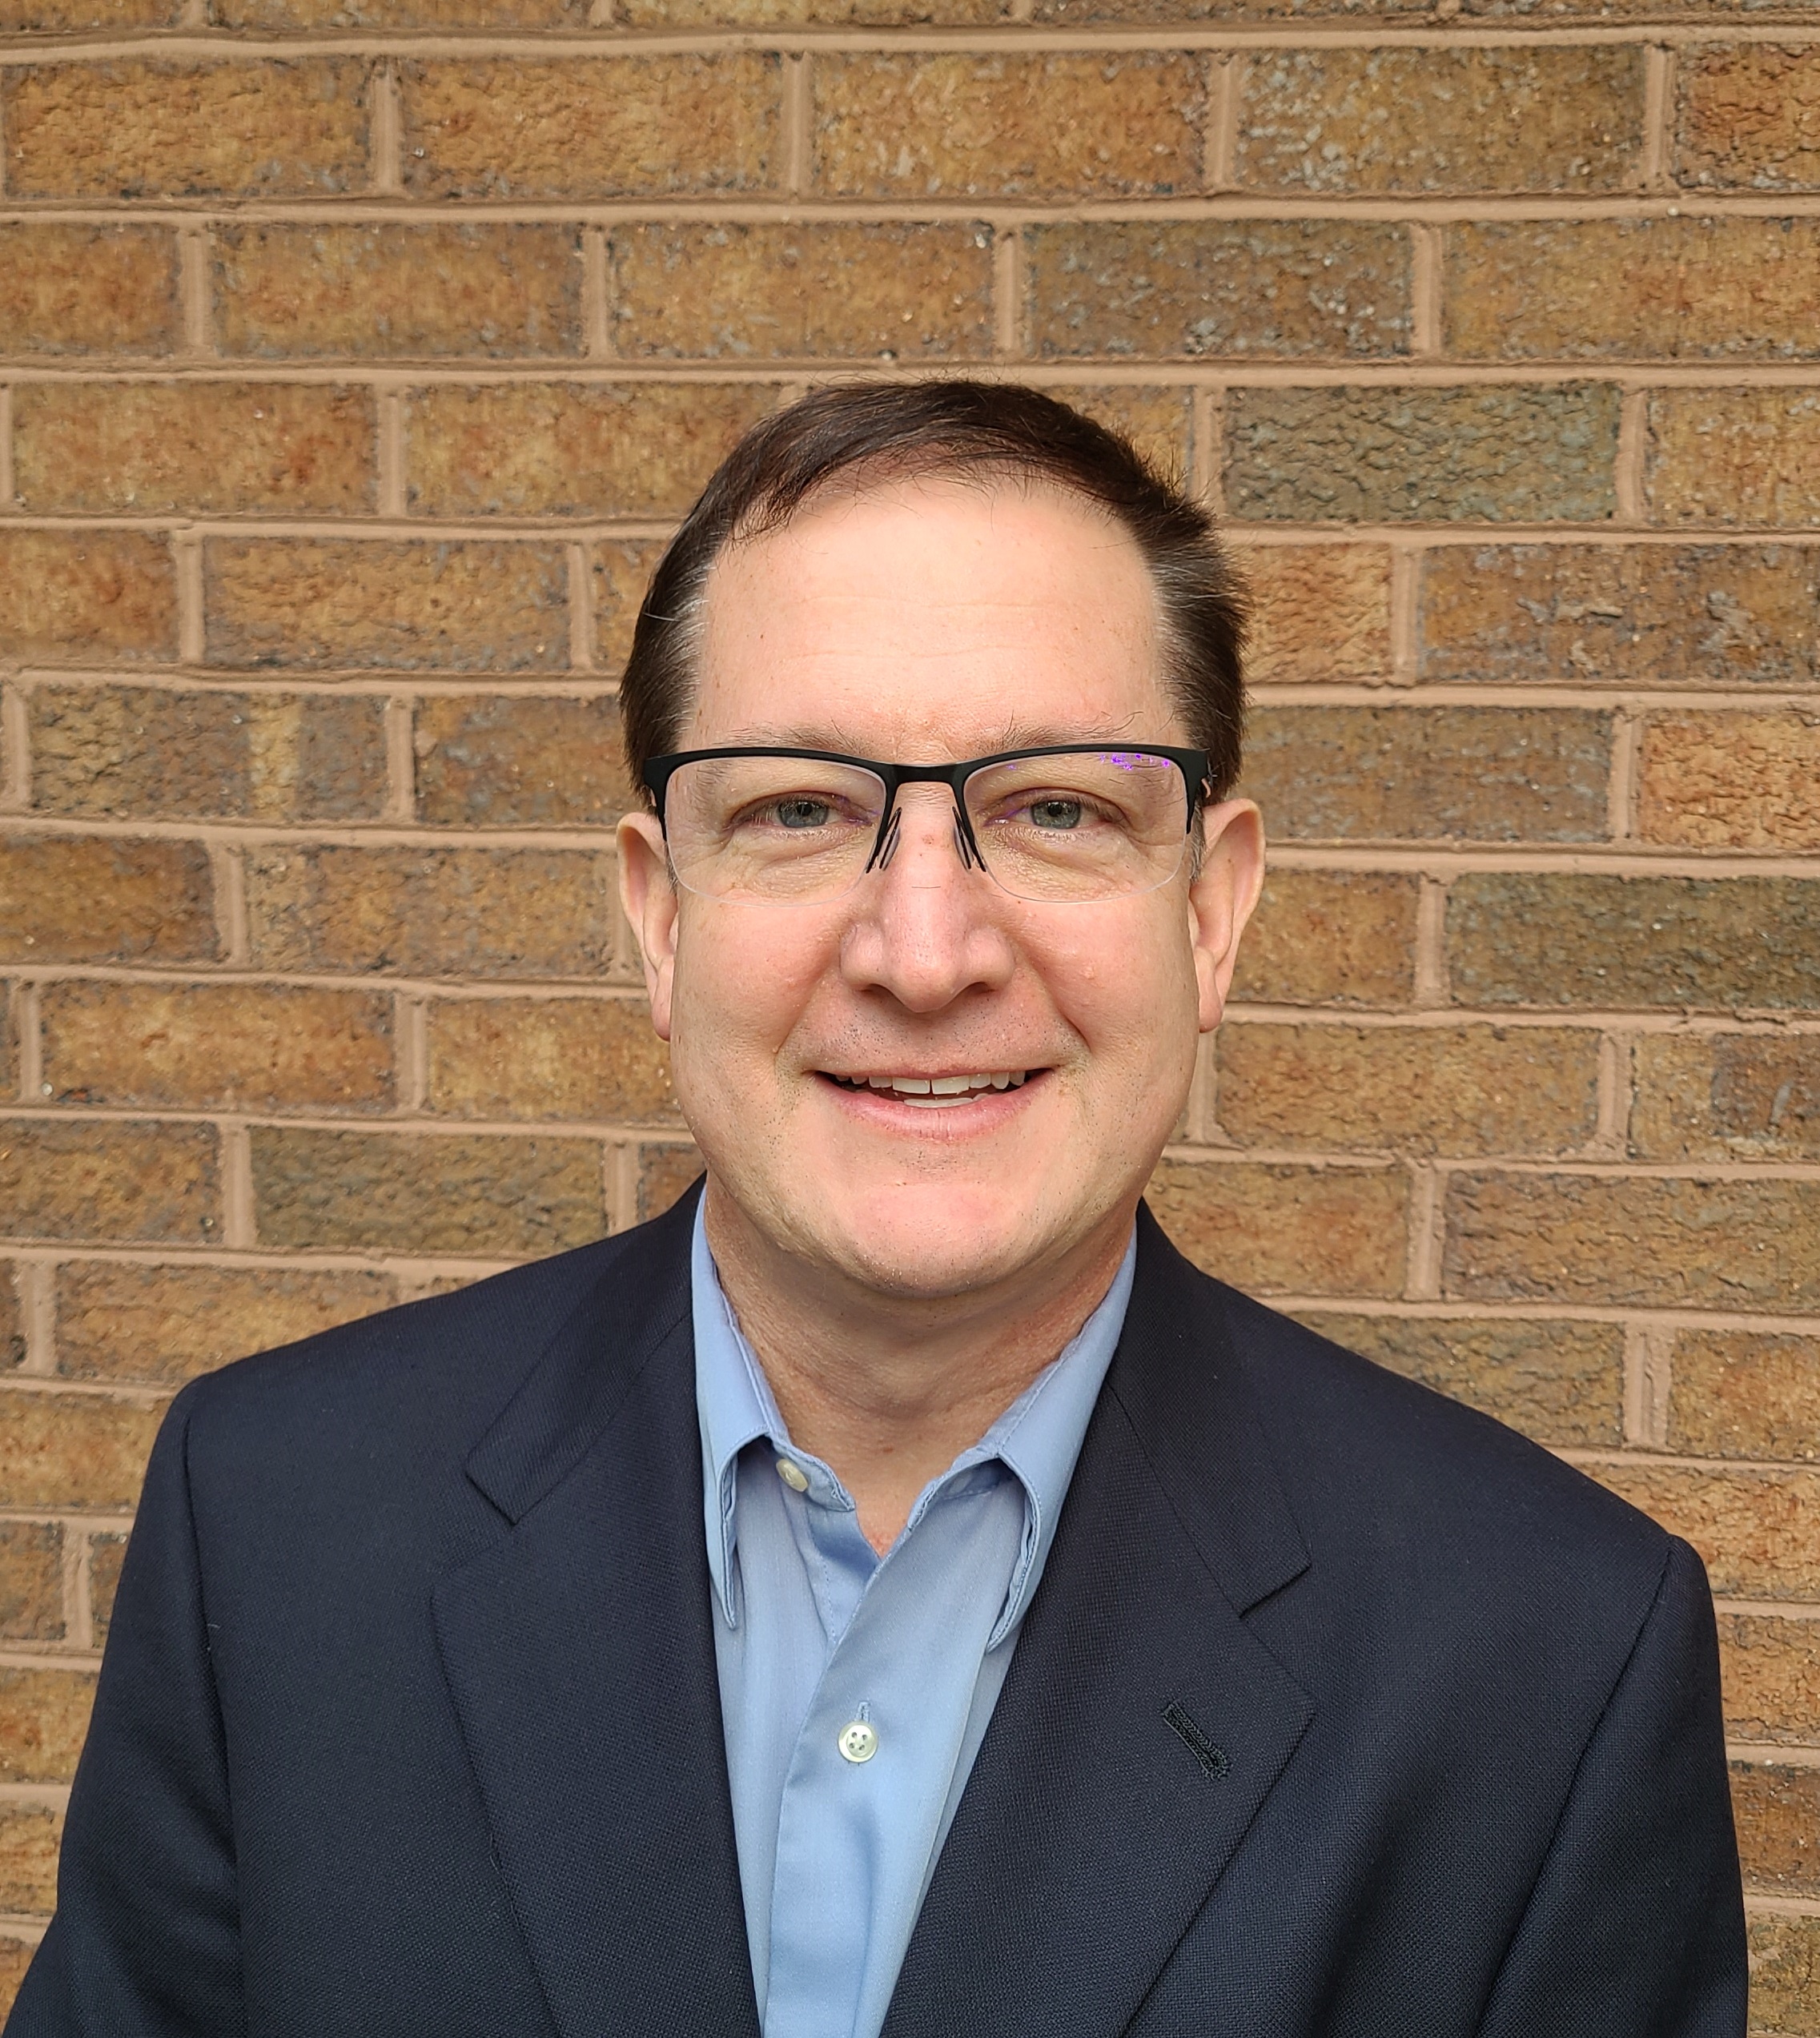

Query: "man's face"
<box><xmin>619</xmin><ymin>476</ymin><xmax>1263</xmax><ymax>1303</ymax></box>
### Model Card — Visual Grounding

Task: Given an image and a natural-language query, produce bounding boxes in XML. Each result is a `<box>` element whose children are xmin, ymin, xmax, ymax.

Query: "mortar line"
<box><xmin>992</xmin><ymin>226</ymin><xmax>1022</xmax><ymax>362</ymax></box>
<box><xmin>209</xmin><ymin>842</ymin><xmax>250</xmax><ymax>964</ymax></box>
<box><xmin>1591</xmin><ymin>1031</ymin><xmax>1631</xmax><ymax>1160</ymax></box>
<box><xmin>376</xmin><ymin>390</ymin><xmax>407</xmax><ymax>518</ymax></box>
<box><xmin>1409</xmin><ymin>224</ymin><xmax>1443</xmax><ymax>359</ymax></box>
<box><xmin>1641</xmin><ymin>43</ymin><xmax>1674</xmax><ymax>194</ymax></box>
<box><xmin>0</xmin><ymin>384</ymin><xmax>14</xmax><ymax>512</ymax></box>
<box><xmin>568</xmin><ymin>542</ymin><xmax>597</xmax><ymax>671</ymax></box>
<box><xmin>1641</xmin><ymin>1323</ymin><xmax>1673</xmax><ymax>1446</ymax></box>
<box><xmin>371</xmin><ymin>62</ymin><xmax>404</xmax><ymax>198</ymax></box>
<box><xmin>19</xmin><ymin>1263</ymin><xmax>54</xmax><ymax>1379</ymax></box>
<box><xmin>1404</xmin><ymin>1163</ymin><xmax>1444</xmax><ymax>1300</ymax></box>
<box><xmin>174</xmin><ymin>530</ymin><xmax>204</xmax><ymax>665</ymax></box>
<box><xmin>1191</xmin><ymin>387</ymin><xmax>1223</xmax><ymax>510</ymax></box>
<box><xmin>1607</xmin><ymin>706</ymin><xmax>1642</xmax><ymax>841</ymax></box>
<box><xmin>64</xmin><ymin>1530</ymin><xmax>92</xmax><ymax>1653</ymax></box>
<box><xmin>0</xmin><ymin>684</ymin><xmax>28</xmax><ymax>811</ymax></box>
<box><xmin>1621</xmin><ymin>1322</ymin><xmax>1649</xmax><ymax>1443</ymax></box>
<box><xmin>1203</xmin><ymin>54</ymin><xmax>1239</xmax><ymax>193</ymax></box>
<box><xmin>582</xmin><ymin>227</ymin><xmax>613</xmax><ymax>359</ymax></box>
<box><xmin>176</xmin><ymin>0</ymin><xmax>207</xmax><ymax>23</ymax></box>
<box><xmin>396</xmin><ymin>990</ymin><xmax>428</xmax><ymax>1114</ymax></box>
<box><xmin>610</xmin><ymin>1140</ymin><xmax>641</xmax><ymax>1234</ymax></box>
<box><xmin>14</xmin><ymin>981</ymin><xmax>41</xmax><ymax>1104</ymax></box>
<box><xmin>178</xmin><ymin>227</ymin><xmax>211</xmax><ymax>357</ymax></box>
<box><xmin>783</xmin><ymin>53</ymin><xmax>812</xmax><ymax>196</ymax></box>
<box><xmin>1387</xmin><ymin>544</ymin><xmax>1421</xmax><ymax>684</ymax></box>
<box><xmin>383</xmin><ymin>693</ymin><xmax>416</xmax><ymax>822</ymax></box>
<box><xmin>1412</xmin><ymin>874</ymin><xmax>1448</xmax><ymax>1007</ymax></box>
<box><xmin>220</xmin><ymin>1123</ymin><xmax>255</xmax><ymax>1250</ymax></box>
<box><xmin>1615</xmin><ymin>388</ymin><xmax>1649</xmax><ymax>525</ymax></box>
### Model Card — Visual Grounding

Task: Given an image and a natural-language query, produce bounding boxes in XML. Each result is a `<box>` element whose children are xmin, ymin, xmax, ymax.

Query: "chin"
<box><xmin>804</xmin><ymin>1182</ymin><xmax>1081</xmax><ymax>1300</ymax></box>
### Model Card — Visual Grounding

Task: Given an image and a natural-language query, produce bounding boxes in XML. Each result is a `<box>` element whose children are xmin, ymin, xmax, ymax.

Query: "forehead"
<box><xmin>685</xmin><ymin>473</ymin><xmax>1180</xmax><ymax>757</ymax></box>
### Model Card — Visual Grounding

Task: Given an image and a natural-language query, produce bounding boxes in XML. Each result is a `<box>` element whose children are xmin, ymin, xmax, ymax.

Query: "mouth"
<box><xmin>822</xmin><ymin>1069</ymin><xmax>1035</xmax><ymax>1110</ymax></box>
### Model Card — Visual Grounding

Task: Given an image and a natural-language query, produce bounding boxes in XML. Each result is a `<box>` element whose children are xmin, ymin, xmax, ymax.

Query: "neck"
<box><xmin>701</xmin><ymin>1182</ymin><xmax>1134</xmax><ymax>1555</ymax></box>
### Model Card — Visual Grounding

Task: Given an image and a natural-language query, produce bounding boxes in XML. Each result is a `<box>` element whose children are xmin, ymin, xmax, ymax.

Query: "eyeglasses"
<box><xmin>641</xmin><ymin>745</ymin><xmax>1211</xmax><ymax>906</ymax></box>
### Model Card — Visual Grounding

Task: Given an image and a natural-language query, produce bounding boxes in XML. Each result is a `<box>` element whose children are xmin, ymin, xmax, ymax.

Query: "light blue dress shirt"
<box><xmin>693</xmin><ymin>1202</ymin><xmax>1135</xmax><ymax>2038</ymax></box>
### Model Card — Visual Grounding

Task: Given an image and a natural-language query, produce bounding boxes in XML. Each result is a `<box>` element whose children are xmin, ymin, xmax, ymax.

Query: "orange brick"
<box><xmin>1231</xmin><ymin>870</ymin><xmax>1420</xmax><ymax>1010</ymax></box>
<box><xmin>1748</xmin><ymin>1914</ymin><xmax>1820</xmax><ymax>2036</ymax></box>
<box><xmin>0</xmin><ymin>1388</ymin><xmax>164</xmax><ymax>1511</ymax></box>
<box><xmin>1589</xmin><ymin>1461</ymin><xmax>1820</xmax><ymax>1599</ymax></box>
<box><xmin>0</xmin><ymin>992</ymin><xmax>14</xmax><ymax>1106</ymax></box>
<box><xmin>215</xmin><ymin>223</ymin><xmax>583</xmax><ymax>360</ymax></box>
<box><xmin>406</xmin><ymin>384</ymin><xmax>774</xmax><ymax>520</ymax></box>
<box><xmin>1037</xmin><ymin>0</ymin><xmax>1762</xmax><ymax>16</ymax></box>
<box><xmin>1226</xmin><ymin>386</ymin><xmax>1621</xmax><ymax>524</ymax></box>
<box><xmin>1731</xmin><ymin>1760</ymin><xmax>1820</xmax><ymax>1893</ymax></box>
<box><xmin>1648</xmin><ymin>390</ymin><xmax>1820</xmax><ymax>527</ymax></box>
<box><xmin>415</xmin><ymin>695</ymin><xmax>633</xmax><ymax>829</ymax></box>
<box><xmin>217</xmin><ymin>0</ymin><xmax>578</xmax><ymax>19</ymax></box>
<box><xmin>0</xmin><ymin>1266</ymin><xmax>21</xmax><ymax>1369</ymax></box>
<box><xmin>637</xmin><ymin>1140</ymin><xmax>704</xmax><ymax>1222</ymax></box>
<box><xmin>41</xmin><ymin>982</ymin><xmax>394</xmax><ymax>1114</ymax></box>
<box><xmin>1147</xmin><ymin>1157</ymin><xmax>1408</xmax><ymax>1297</ymax></box>
<box><xmin>400</xmin><ymin>56</ymin><xmax>779</xmax><ymax>199</ymax></box>
<box><xmin>1027</xmin><ymin>221</ymin><xmax>1409</xmax><ymax>361</ymax></box>
<box><xmin>1240</xmin><ymin>705</ymin><xmax>1610</xmax><ymax>842</ymax></box>
<box><xmin>205</xmin><ymin>539</ymin><xmax>568</xmax><ymax>673</ymax></box>
<box><xmin>1292</xmin><ymin>1312</ymin><xmax>1623</xmax><ymax>1448</ymax></box>
<box><xmin>1718</xmin><ymin>1612</ymin><xmax>1820</xmax><ymax>1743</ymax></box>
<box><xmin>1446</xmin><ymin>219</ymin><xmax>1820</xmax><ymax>363</ymax></box>
<box><xmin>1633</xmin><ymin>1032</ymin><xmax>1820</xmax><ymax>1164</ymax></box>
<box><xmin>245</xmin><ymin>843</ymin><xmax>616</xmax><ymax>980</ymax></box>
<box><xmin>0</xmin><ymin>223</ymin><xmax>178</xmax><ymax>356</ymax></box>
<box><xmin>1060</xmin><ymin>387</ymin><xmax>1193</xmax><ymax>484</ymax></box>
<box><xmin>3</xmin><ymin>58</ymin><xmax>370</xmax><ymax>200</ymax></box>
<box><xmin>606</xmin><ymin>223</ymin><xmax>994</xmax><ymax>361</ymax></box>
<box><xmin>814</xmin><ymin>54</ymin><xmax>1204</xmax><ymax>199</ymax></box>
<box><xmin>251</xmin><ymin>1128</ymin><xmax>606</xmax><ymax>1255</ymax></box>
<box><xmin>0</xmin><ymin>531</ymin><xmax>175</xmax><ymax>665</ymax></box>
<box><xmin>621</xmin><ymin>0</ymin><xmax>994</xmax><ymax>19</ymax></box>
<box><xmin>1638</xmin><ymin>709</ymin><xmax>1820</xmax><ymax>850</ymax></box>
<box><xmin>425</xmin><ymin>997</ymin><xmax>678</xmax><ymax>1123</ymax></box>
<box><xmin>1668</xmin><ymin>1331</ymin><xmax>1820</xmax><ymax>1461</ymax></box>
<box><xmin>1235</xmin><ymin>46</ymin><xmax>1643</xmax><ymax>194</ymax></box>
<box><xmin>1</xmin><ymin>0</ymin><xmax>175</xmax><ymax>22</ymax></box>
<box><xmin>593</xmin><ymin>543</ymin><xmax>665</xmax><ymax>676</ymax></box>
<box><xmin>0</xmin><ymin>1122</ymin><xmax>220</xmax><ymax>1245</ymax></box>
<box><xmin>55</xmin><ymin>1261</ymin><xmax>396</xmax><ymax>1386</ymax></box>
<box><xmin>1229</xmin><ymin>544</ymin><xmax>1392</xmax><ymax>685</ymax></box>
<box><xmin>0</xmin><ymin>837</ymin><xmax>216</xmax><ymax>967</ymax></box>
<box><xmin>0</xmin><ymin>1525</ymin><xmax>63</xmax><ymax>1643</ymax></box>
<box><xmin>1420</xmin><ymin>543</ymin><xmax>1820</xmax><ymax>689</ymax></box>
<box><xmin>0</xmin><ymin>1944</ymin><xmax>33</xmax><ymax>2022</ymax></box>
<box><xmin>30</xmin><ymin>685</ymin><xmax>388</xmax><ymax>823</ymax></box>
<box><xmin>0</xmin><ymin>1807</ymin><xmax>61</xmax><ymax>1916</ymax></box>
<box><xmin>1677</xmin><ymin>44</ymin><xmax>1820</xmax><ymax>191</ymax></box>
<box><xmin>14</xmin><ymin>384</ymin><xmax>375</xmax><ymax>518</ymax></box>
<box><xmin>1216</xmin><ymin>1023</ymin><xmax>1601</xmax><ymax>1156</ymax></box>
<box><xmin>1448</xmin><ymin>874</ymin><xmax>1820</xmax><ymax>1012</ymax></box>
<box><xmin>0</xmin><ymin>1667</ymin><xmax>94</xmax><ymax>1783</ymax></box>
<box><xmin>88</xmin><ymin>1532</ymin><xmax>126</xmax><ymax>1646</ymax></box>
<box><xmin>1444</xmin><ymin>1172</ymin><xmax>1820</xmax><ymax>1311</ymax></box>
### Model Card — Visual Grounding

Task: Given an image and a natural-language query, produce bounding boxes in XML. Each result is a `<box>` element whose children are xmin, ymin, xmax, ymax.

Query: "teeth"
<box><xmin>837</xmin><ymin>1071</ymin><xmax>1031</xmax><ymax>1096</ymax></box>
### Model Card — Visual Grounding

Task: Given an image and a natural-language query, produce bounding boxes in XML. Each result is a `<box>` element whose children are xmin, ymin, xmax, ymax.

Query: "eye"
<box><xmin>772</xmin><ymin>798</ymin><xmax>833</xmax><ymax>830</ymax></box>
<box><xmin>1028</xmin><ymin>798</ymin><xmax>1084</xmax><ymax>830</ymax></box>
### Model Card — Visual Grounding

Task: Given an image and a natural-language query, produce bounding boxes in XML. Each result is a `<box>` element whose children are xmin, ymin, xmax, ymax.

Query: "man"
<box><xmin>11</xmin><ymin>381</ymin><xmax>1745</xmax><ymax>2036</ymax></box>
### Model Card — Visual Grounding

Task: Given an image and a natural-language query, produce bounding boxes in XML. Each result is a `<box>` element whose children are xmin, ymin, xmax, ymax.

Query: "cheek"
<box><xmin>1033</xmin><ymin>903</ymin><xmax>1200</xmax><ymax>1057</ymax></box>
<box><xmin>665</xmin><ymin>906</ymin><xmax>834</xmax><ymax>1089</ymax></box>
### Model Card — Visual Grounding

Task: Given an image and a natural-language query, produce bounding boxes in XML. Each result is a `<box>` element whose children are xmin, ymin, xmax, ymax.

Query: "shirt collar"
<box><xmin>693</xmin><ymin>1196</ymin><xmax>1135</xmax><ymax>1646</ymax></box>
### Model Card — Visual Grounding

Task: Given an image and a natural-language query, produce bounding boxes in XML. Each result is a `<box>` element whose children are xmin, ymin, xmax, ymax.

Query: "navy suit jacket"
<box><xmin>10</xmin><ymin>1191</ymin><xmax>1746</xmax><ymax>2036</ymax></box>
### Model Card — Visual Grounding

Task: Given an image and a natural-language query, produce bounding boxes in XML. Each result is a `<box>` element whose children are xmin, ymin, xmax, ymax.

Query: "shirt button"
<box><xmin>838</xmin><ymin>1719</ymin><xmax>878</xmax><ymax>1764</ymax></box>
<box><xmin>776</xmin><ymin>1457</ymin><xmax>810</xmax><ymax>1493</ymax></box>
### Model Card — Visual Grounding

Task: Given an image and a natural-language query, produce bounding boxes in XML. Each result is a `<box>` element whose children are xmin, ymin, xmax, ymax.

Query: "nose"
<box><xmin>838</xmin><ymin>785</ymin><xmax>1015</xmax><ymax>1011</ymax></box>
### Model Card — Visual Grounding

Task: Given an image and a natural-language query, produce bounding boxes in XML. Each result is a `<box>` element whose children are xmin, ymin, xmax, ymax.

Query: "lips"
<box><xmin>825</xmin><ymin>1071</ymin><xmax>1031</xmax><ymax>1108</ymax></box>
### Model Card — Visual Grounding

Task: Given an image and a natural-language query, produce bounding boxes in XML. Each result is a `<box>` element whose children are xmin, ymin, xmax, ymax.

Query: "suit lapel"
<box><xmin>882</xmin><ymin>1208</ymin><xmax>1316</xmax><ymax>2038</ymax></box>
<box><xmin>432</xmin><ymin>1188</ymin><xmax>761</xmax><ymax>2038</ymax></box>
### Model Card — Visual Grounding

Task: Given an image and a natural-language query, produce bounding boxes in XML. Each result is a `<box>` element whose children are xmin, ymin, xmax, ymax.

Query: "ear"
<box><xmin>1186</xmin><ymin>798</ymin><xmax>1265</xmax><ymax>1034</ymax></box>
<box><xmin>617</xmin><ymin>810</ymin><xmax>680</xmax><ymax>1043</ymax></box>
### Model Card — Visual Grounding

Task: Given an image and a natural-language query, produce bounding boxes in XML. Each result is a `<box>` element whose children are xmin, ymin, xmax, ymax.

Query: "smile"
<box><xmin>824</xmin><ymin>1071</ymin><xmax>1032</xmax><ymax>1108</ymax></box>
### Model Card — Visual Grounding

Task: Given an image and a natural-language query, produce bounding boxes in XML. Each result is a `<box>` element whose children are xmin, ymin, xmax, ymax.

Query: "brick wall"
<box><xmin>1</xmin><ymin>0</ymin><xmax>1817</xmax><ymax>2019</ymax></box>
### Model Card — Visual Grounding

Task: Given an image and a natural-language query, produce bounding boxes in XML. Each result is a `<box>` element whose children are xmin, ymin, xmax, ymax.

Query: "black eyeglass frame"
<box><xmin>641</xmin><ymin>743</ymin><xmax>1214</xmax><ymax>886</ymax></box>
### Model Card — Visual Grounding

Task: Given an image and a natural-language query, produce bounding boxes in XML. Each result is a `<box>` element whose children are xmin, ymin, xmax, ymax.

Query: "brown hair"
<box><xmin>620</xmin><ymin>379</ymin><xmax>1248</xmax><ymax>801</ymax></box>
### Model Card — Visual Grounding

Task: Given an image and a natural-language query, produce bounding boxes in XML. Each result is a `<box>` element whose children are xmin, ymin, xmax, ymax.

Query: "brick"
<box><xmin>1668</xmin><ymin>1331</ymin><xmax>1820</xmax><ymax>1462</ymax></box>
<box><xmin>246</xmin><ymin>844</ymin><xmax>615</xmax><ymax>980</ymax></box>
<box><xmin>1649</xmin><ymin>390</ymin><xmax>1820</xmax><ymax>528</ymax></box>
<box><xmin>1226</xmin><ymin>386</ymin><xmax>1621</xmax><ymax>525</ymax></box>
<box><xmin>0</xmin><ymin>1122</ymin><xmax>220</xmax><ymax>1245</ymax></box>
<box><xmin>1446</xmin><ymin>874</ymin><xmax>1820</xmax><ymax>1012</ymax></box>
<box><xmin>814</xmin><ymin>54</ymin><xmax>1204</xmax><ymax>200</ymax></box>
<box><xmin>637</xmin><ymin>1140</ymin><xmax>704</xmax><ymax>1222</ymax></box>
<box><xmin>1447</xmin><ymin>219</ymin><xmax>1820</xmax><ymax>364</ymax></box>
<box><xmin>42</xmin><ymin>982</ymin><xmax>394</xmax><ymax>1115</ymax></box>
<box><xmin>1590</xmin><ymin>1461</ymin><xmax>1820</xmax><ymax>1599</ymax></box>
<box><xmin>621</xmin><ymin>0</ymin><xmax>994</xmax><ymax>20</ymax></box>
<box><xmin>0</xmin><ymin>531</ymin><xmax>175</xmax><ymax>665</ymax></box>
<box><xmin>1236</xmin><ymin>47</ymin><xmax>1641</xmax><ymax>195</ymax></box>
<box><xmin>426</xmin><ymin>997</ymin><xmax>677</xmax><ymax>1124</ymax></box>
<box><xmin>3</xmin><ymin>58</ymin><xmax>369</xmax><ymax>200</ymax></box>
<box><xmin>0</xmin><ymin>1807</ymin><xmax>61</xmax><ymax>1916</ymax></box>
<box><xmin>1639</xmin><ymin>709</ymin><xmax>1820</xmax><ymax>850</ymax></box>
<box><xmin>0</xmin><ymin>0</ymin><xmax>175</xmax><ymax>23</ymax></box>
<box><xmin>593</xmin><ymin>543</ymin><xmax>665</xmax><ymax>676</ymax></box>
<box><xmin>0</xmin><ymin>1525</ymin><xmax>63</xmax><ymax>1643</ymax></box>
<box><xmin>0</xmin><ymin>223</ymin><xmax>178</xmax><ymax>356</ymax></box>
<box><xmin>1748</xmin><ymin>1914</ymin><xmax>1820</xmax><ymax>2035</ymax></box>
<box><xmin>55</xmin><ymin>1261</ymin><xmax>396</xmax><ymax>1386</ymax></box>
<box><xmin>406</xmin><ymin>384</ymin><xmax>773</xmax><ymax>521</ymax></box>
<box><xmin>0</xmin><ymin>991</ymin><xmax>13</xmax><ymax>1107</ymax></box>
<box><xmin>606</xmin><ymin>223</ymin><xmax>994</xmax><ymax>361</ymax></box>
<box><xmin>88</xmin><ymin>1532</ymin><xmax>126</xmax><ymax>1646</ymax></box>
<box><xmin>1034</xmin><ymin>0</ymin><xmax>1765</xmax><ymax>15</ymax></box>
<box><xmin>1231</xmin><ymin>870</ymin><xmax>1419</xmax><ymax>1009</ymax></box>
<box><xmin>0</xmin><ymin>837</ymin><xmax>215</xmax><ymax>967</ymax></box>
<box><xmin>1678</xmin><ymin>44</ymin><xmax>1820</xmax><ymax>191</ymax></box>
<box><xmin>1444</xmin><ymin>1172</ymin><xmax>1820</xmax><ymax>1312</ymax></box>
<box><xmin>1060</xmin><ymin>388</ymin><xmax>1193</xmax><ymax>484</ymax></box>
<box><xmin>0</xmin><ymin>1945</ymin><xmax>32</xmax><ymax>2020</ymax></box>
<box><xmin>30</xmin><ymin>686</ymin><xmax>388</xmax><ymax>823</ymax></box>
<box><xmin>1230</xmin><ymin>545</ymin><xmax>1392</xmax><ymax>685</ymax></box>
<box><xmin>251</xmin><ymin>1128</ymin><xmax>606</xmax><ymax>1255</ymax></box>
<box><xmin>0</xmin><ymin>1667</ymin><xmax>93</xmax><ymax>1783</ymax></box>
<box><xmin>400</xmin><ymin>56</ymin><xmax>779</xmax><ymax>199</ymax></box>
<box><xmin>1028</xmin><ymin>221</ymin><xmax>1409</xmax><ymax>361</ymax></box>
<box><xmin>205</xmin><ymin>540</ymin><xmax>568</xmax><ymax>673</ymax></box>
<box><xmin>1217</xmin><ymin>1023</ymin><xmax>1601</xmax><ymax>1156</ymax></box>
<box><xmin>216</xmin><ymin>0</ymin><xmax>582</xmax><ymax>20</ymax></box>
<box><xmin>14</xmin><ymin>384</ymin><xmax>375</xmax><ymax>518</ymax></box>
<box><xmin>1731</xmin><ymin>1761</ymin><xmax>1820</xmax><ymax>1894</ymax></box>
<box><xmin>1240</xmin><ymin>705</ymin><xmax>1611</xmax><ymax>842</ymax></box>
<box><xmin>415</xmin><ymin>695</ymin><xmax>632</xmax><ymax>830</ymax></box>
<box><xmin>1419</xmin><ymin>542</ymin><xmax>1820</xmax><ymax>690</ymax></box>
<box><xmin>0</xmin><ymin>1388</ymin><xmax>164</xmax><ymax>1511</ymax></box>
<box><xmin>1633</xmin><ymin>1033</ymin><xmax>1820</xmax><ymax>1164</ymax></box>
<box><xmin>1147</xmin><ymin>1158</ymin><xmax>1408</xmax><ymax>1297</ymax></box>
<box><xmin>1719</xmin><ymin>1613</ymin><xmax>1820</xmax><ymax>1743</ymax></box>
<box><xmin>215</xmin><ymin>223</ymin><xmax>582</xmax><ymax>360</ymax></box>
<box><xmin>1290</xmin><ymin>1311</ymin><xmax>1623</xmax><ymax>1448</ymax></box>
